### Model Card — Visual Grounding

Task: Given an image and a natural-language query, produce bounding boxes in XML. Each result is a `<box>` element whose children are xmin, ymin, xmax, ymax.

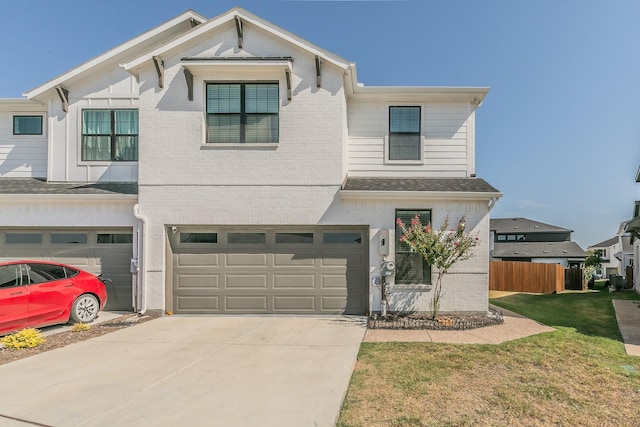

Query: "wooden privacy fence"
<box><xmin>490</xmin><ymin>261</ymin><xmax>565</xmax><ymax>294</ymax></box>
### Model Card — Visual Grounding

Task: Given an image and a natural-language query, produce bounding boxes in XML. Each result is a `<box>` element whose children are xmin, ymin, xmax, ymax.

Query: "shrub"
<box><xmin>71</xmin><ymin>323</ymin><xmax>91</xmax><ymax>332</ymax></box>
<box><xmin>1</xmin><ymin>328</ymin><xmax>46</xmax><ymax>349</ymax></box>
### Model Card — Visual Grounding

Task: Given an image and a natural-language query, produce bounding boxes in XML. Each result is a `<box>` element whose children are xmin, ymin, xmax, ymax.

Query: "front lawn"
<box><xmin>337</xmin><ymin>287</ymin><xmax>640</xmax><ymax>427</ymax></box>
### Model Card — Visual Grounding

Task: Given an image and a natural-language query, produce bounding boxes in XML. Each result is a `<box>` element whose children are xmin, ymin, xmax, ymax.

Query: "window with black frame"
<box><xmin>395</xmin><ymin>209</ymin><xmax>432</xmax><ymax>284</ymax></box>
<box><xmin>82</xmin><ymin>109</ymin><xmax>138</xmax><ymax>161</ymax></box>
<box><xmin>206</xmin><ymin>83</ymin><xmax>279</xmax><ymax>143</ymax></box>
<box><xmin>389</xmin><ymin>106</ymin><xmax>421</xmax><ymax>160</ymax></box>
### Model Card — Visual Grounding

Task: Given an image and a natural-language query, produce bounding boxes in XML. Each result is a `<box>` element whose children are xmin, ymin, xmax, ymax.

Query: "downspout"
<box><xmin>133</xmin><ymin>204</ymin><xmax>147</xmax><ymax>315</ymax></box>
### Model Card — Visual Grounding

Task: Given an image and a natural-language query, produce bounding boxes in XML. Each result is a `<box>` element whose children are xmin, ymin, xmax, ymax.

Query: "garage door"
<box><xmin>169</xmin><ymin>227</ymin><xmax>369</xmax><ymax>315</ymax></box>
<box><xmin>0</xmin><ymin>229</ymin><xmax>133</xmax><ymax>311</ymax></box>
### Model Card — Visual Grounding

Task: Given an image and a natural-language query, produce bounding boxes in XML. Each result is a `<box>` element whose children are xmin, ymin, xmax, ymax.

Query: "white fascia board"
<box><xmin>348</xmin><ymin>85</ymin><xmax>490</xmax><ymax>104</ymax></box>
<box><xmin>0</xmin><ymin>194</ymin><xmax>138</xmax><ymax>202</ymax></box>
<box><xmin>0</xmin><ymin>98</ymin><xmax>46</xmax><ymax>111</ymax></box>
<box><xmin>23</xmin><ymin>10</ymin><xmax>206</xmax><ymax>99</ymax></box>
<box><xmin>340</xmin><ymin>190</ymin><xmax>503</xmax><ymax>201</ymax></box>
<box><xmin>123</xmin><ymin>7</ymin><xmax>350</xmax><ymax>74</ymax></box>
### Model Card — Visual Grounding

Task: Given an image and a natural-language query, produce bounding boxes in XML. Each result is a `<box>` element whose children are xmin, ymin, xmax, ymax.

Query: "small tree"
<box><xmin>396</xmin><ymin>214</ymin><xmax>479</xmax><ymax>319</ymax></box>
<box><xmin>584</xmin><ymin>249</ymin><xmax>604</xmax><ymax>286</ymax></box>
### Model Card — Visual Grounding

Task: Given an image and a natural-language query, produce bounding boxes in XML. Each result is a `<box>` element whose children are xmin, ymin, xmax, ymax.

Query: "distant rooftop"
<box><xmin>491</xmin><ymin>241</ymin><xmax>587</xmax><ymax>259</ymax></box>
<box><xmin>490</xmin><ymin>217</ymin><xmax>572</xmax><ymax>234</ymax></box>
<box><xmin>589</xmin><ymin>236</ymin><xmax>618</xmax><ymax>249</ymax></box>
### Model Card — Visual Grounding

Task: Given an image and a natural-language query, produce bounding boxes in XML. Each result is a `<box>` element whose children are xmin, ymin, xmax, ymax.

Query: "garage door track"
<box><xmin>0</xmin><ymin>316</ymin><xmax>366</xmax><ymax>427</ymax></box>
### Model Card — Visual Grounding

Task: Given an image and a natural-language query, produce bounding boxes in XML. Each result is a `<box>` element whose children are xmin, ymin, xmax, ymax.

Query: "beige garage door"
<box><xmin>0</xmin><ymin>228</ymin><xmax>133</xmax><ymax>311</ymax></box>
<box><xmin>169</xmin><ymin>227</ymin><xmax>369</xmax><ymax>315</ymax></box>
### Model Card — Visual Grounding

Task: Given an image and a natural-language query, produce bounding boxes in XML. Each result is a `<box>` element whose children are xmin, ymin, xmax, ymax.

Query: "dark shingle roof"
<box><xmin>342</xmin><ymin>177</ymin><xmax>500</xmax><ymax>193</ymax></box>
<box><xmin>490</xmin><ymin>218</ymin><xmax>572</xmax><ymax>234</ymax></box>
<box><xmin>0</xmin><ymin>178</ymin><xmax>138</xmax><ymax>195</ymax></box>
<box><xmin>589</xmin><ymin>236</ymin><xmax>618</xmax><ymax>249</ymax></box>
<box><xmin>492</xmin><ymin>241</ymin><xmax>587</xmax><ymax>259</ymax></box>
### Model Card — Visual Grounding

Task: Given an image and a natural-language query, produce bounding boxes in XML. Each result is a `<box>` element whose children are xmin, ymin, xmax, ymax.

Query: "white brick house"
<box><xmin>0</xmin><ymin>8</ymin><xmax>501</xmax><ymax>315</ymax></box>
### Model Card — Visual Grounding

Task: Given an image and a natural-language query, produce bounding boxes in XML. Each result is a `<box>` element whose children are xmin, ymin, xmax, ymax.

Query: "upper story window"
<box><xmin>389</xmin><ymin>106</ymin><xmax>421</xmax><ymax>160</ymax></box>
<box><xmin>497</xmin><ymin>234</ymin><xmax>525</xmax><ymax>242</ymax></box>
<box><xmin>206</xmin><ymin>83</ymin><xmax>279</xmax><ymax>143</ymax></box>
<box><xmin>13</xmin><ymin>115</ymin><xmax>43</xmax><ymax>135</ymax></box>
<box><xmin>82</xmin><ymin>109</ymin><xmax>138</xmax><ymax>161</ymax></box>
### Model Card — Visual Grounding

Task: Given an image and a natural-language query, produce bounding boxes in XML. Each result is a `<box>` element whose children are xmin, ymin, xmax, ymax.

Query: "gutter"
<box><xmin>133</xmin><ymin>204</ymin><xmax>147</xmax><ymax>315</ymax></box>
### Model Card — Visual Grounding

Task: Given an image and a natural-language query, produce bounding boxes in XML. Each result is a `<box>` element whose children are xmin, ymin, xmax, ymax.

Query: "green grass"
<box><xmin>490</xmin><ymin>284</ymin><xmax>640</xmax><ymax>340</ymax></box>
<box><xmin>338</xmin><ymin>286</ymin><xmax>640</xmax><ymax>427</ymax></box>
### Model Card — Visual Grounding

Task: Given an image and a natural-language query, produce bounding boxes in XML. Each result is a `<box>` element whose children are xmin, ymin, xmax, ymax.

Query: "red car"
<box><xmin>0</xmin><ymin>261</ymin><xmax>108</xmax><ymax>335</ymax></box>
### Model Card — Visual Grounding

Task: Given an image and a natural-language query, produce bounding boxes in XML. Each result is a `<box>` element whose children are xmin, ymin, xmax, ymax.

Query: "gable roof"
<box><xmin>492</xmin><ymin>241</ymin><xmax>587</xmax><ymax>259</ymax></box>
<box><xmin>589</xmin><ymin>236</ymin><xmax>618</xmax><ymax>249</ymax></box>
<box><xmin>23</xmin><ymin>10</ymin><xmax>207</xmax><ymax>99</ymax></box>
<box><xmin>490</xmin><ymin>218</ymin><xmax>572</xmax><ymax>234</ymax></box>
<box><xmin>121</xmin><ymin>7</ymin><xmax>352</xmax><ymax>74</ymax></box>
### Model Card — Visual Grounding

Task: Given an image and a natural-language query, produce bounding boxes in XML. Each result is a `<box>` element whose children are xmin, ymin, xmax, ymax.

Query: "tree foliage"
<box><xmin>396</xmin><ymin>214</ymin><xmax>479</xmax><ymax>319</ymax></box>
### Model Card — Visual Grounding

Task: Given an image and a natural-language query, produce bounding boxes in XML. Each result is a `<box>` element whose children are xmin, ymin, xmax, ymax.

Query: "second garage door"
<box><xmin>169</xmin><ymin>227</ymin><xmax>369</xmax><ymax>315</ymax></box>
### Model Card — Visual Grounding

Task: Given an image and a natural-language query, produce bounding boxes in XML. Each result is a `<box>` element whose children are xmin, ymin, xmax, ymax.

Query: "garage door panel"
<box><xmin>177</xmin><ymin>253</ymin><xmax>219</xmax><ymax>267</ymax></box>
<box><xmin>273</xmin><ymin>296</ymin><xmax>315</xmax><ymax>311</ymax></box>
<box><xmin>177</xmin><ymin>274</ymin><xmax>219</xmax><ymax>289</ymax></box>
<box><xmin>273</xmin><ymin>253</ymin><xmax>316</xmax><ymax>267</ymax></box>
<box><xmin>273</xmin><ymin>274</ymin><xmax>316</xmax><ymax>289</ymax></box>
<box><xmin>226</xmin><ymin>253</ymin><xmax>268</xmax><ymax>266</ymax></box>
<box><xmin>226</xmin><ymin>274</ymin><xmax>268</xmax><ymax>288</ymax></box>
<box><xmin>321</xmin><ymin>296</ymin><xmax>348</xmax><ymax>311</ymax></box>
<box><xmin>176</xmin><ymin>296</ymin><xmax>219</xmax><ymax>312</ymax></box>
<box><xmin>226</xmin><ymin>296</ymin><xmax>268</xmax><ymax>311</ymax></box>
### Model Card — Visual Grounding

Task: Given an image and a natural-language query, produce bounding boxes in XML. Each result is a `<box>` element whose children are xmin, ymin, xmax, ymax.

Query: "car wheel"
<box><xmin>70</xmin><ymin>294</ymin><xmax>100</xmax><ymax>323</ymax></box>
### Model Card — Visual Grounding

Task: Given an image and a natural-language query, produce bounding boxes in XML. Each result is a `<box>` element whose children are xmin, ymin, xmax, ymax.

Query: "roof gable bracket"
<box><xmin>285</xmin><ymin>69</ymin><xmax>292</xmax><ymax>101</ymax></box>
<box><xmin>315</xmin><ymin>55</ymin><xmax>321</xmax><ymax>88</ymax></box>
<box><xmin>152</xmin><ymin>56</ymin><xmax>165</xmax><ymax>89</ymax></box>
<box><xmin>183</xmin><ymin>68</ymin><xmax>194</xmax><ymax>101</ymax></box>
<box><xmin>189</xmin><ymin>18</ymin><xmax>199</xmax><ymax>28</ymax></box>
<box><xmin>55</xmin><ymin>85</ymin><xmax>69</xmax><ymax>113</ymax></box>
<box><xmin>234</xmin><ymin>16</ymin><xmax>243</xmax><ymax>49</ymax></box>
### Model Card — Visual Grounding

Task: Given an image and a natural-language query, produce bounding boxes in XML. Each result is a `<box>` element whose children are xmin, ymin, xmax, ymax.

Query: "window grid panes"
<box><xmin>206</xmin><ymin>83</ymin><xmax>279</xmax><ymax>143</ymax></box>
<box><xmin>395</xmin><ymin>209</ymin><xmax>431</xmax><ymax>284</ymax></box>
<box><xmin>6</xmin><ymin>233</ymin><xmax>43</xmax><ymax>244</ymax></box>
<box><xmin>389</xmin><ymin>106</ymin><xmax>421</xmax><ymax>160</ymax></box>
<box><xmin>275</xmin><ymin>233</ymin><xmax>314</xmax><ymax>244</ymax></box>
<box><xmin>97</xmin><ymin>234</ymin><xmax>134</xmax><ymax>244</ymax></box>
<box><xmin>13</xmin><ymin>116</ymin><xmax>43</xmax><ymax>135</ymax></box>
<box><xmin>179</xmin><ymin>233</ymin><xmax>218</xmax><ymax>244</ymax></box>
<box><xmin>82</xmin><ymin>109</ymin><xmax>138</xmax><ymax>161</ymax></box>
<box><xmin>227</xmin><ymin>233</ymin><xmax>266</xmax><ymax>244</ymax></box>
<box><xmin>51</xmin><ymin>233</ymin><xmax>88</xmax><ymax>244</ymax></box>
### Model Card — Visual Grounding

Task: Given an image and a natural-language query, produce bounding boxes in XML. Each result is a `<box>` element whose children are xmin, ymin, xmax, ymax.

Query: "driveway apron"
<box><xmin>0</xmin><ymin>316</ymin><xmax>366</xmax><ymax>427</ymax></box>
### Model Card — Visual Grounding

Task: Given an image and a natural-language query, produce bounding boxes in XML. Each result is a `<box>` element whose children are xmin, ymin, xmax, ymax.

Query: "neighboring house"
<box><xmin>490</xmin><ymin>218</ymin><xmax>586</xmax><ymax>267</ymax></box>
<box><xmin>0</xmin><ymin>7</ymin><xmax>502</xmax><ymax>316</ymax></box>
<box><xmin>624</xmin><ymin>167</ymin><xmax>640</xmax><ymax>292</ymax></box>
<box><xmin>589</xmin><ymin>237</ymin><xmax>619</xmax><ymax>276</ymax></box>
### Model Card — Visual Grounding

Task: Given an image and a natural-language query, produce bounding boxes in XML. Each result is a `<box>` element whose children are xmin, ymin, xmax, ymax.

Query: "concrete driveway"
<box><xmin>0</xmin><ymin>316</ymin><xmax>366</xmax><ymax>427</ymax></box>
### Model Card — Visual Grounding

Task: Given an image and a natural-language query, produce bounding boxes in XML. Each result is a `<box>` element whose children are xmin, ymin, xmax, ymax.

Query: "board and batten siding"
<box><xmin>346</xmin><ymin>101</ymin><xmax>475</xmax><ymax>177</ymax></box>
<box><xmin>0</xmin><ymin>111</ymin><xmax>47</xmax><ymax>178</ymax></box>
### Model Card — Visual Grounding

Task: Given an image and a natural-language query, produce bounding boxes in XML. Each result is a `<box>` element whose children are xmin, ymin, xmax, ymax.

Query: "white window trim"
<box><xmin>384</xmin><ymin>103</ymin><xmax>425</xmax><ymax>165</ymax></box>
<box><xmin>10</xmin><ymin>113</ymin><xmax>46</xmax><ymax>140</ymax></box>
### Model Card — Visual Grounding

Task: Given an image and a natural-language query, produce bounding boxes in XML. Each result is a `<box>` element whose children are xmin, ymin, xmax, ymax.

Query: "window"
<box><xmin>276</xmin><ymin>232</ymin><xmax>314</xmax><ymax>244</ymax></box>
<box><xmin>227</xmin><ymin>233</ymin><xmax>265</xmax><ymax>244</ymax></box>
<box><xmin>206</xmin><ymin>83</ymin><xmax>279</xmax><ymax>143</ymax></box>
<box><xmin>25</xmin><ymin>263</ymin><xmax>68</xmax><ymax>284</ymax></box>
<box><xmin>0</xmin><ymin>264</ymin><xmax>22</xmax><ymax>288</ymax></box>
<box><xmin>82</xmin><ymin>109</ymin><xmax>138</xmax><ymax>161</ymax></box>
<box><xmin>323</xmin><ymin>232</ymin><xmax>362</xmax><ymax>244</ymax></box>
<box><xmin>6</xmin><ymin>233</ymin><xmax>42</xmax><ymax>244</ymax></box>
<box><xmin>179</xmin><ymin>233</ymin><xmax>218</xmax><ymax>244</ymax></box>
<box><xmin>395</xmin><ymin>209</ymin><xmax>431</xmax><ymax>284</ymax></box>
<box><xmin>51</xmin><ymin>233</ymin><xmax>87</xmax><ymax>244</ymax></box>
<box><xmin>13</xmin><ymin>116</ymin><xmax>43</xmax><ymax>135</ymax></box>
<box><xmin>497</xmin><ymin>234</ymin><xmax>525</xmax><ymax>242</ymax></box>
<box><xmin>389</xmin><ymin>106</ymin><xmax>421</xmax><ymax>160</ymax></box>
<box><xmin>97</xmin><ymin>233</ymin><xmax>134</xmax><ymax>244</ymax></box>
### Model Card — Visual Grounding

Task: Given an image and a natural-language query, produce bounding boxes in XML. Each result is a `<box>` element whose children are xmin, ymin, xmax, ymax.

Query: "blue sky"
<box><xmin>1</xmin><ymin>0</ymin><xmax>638</xmax><ymax>248</ymax></box>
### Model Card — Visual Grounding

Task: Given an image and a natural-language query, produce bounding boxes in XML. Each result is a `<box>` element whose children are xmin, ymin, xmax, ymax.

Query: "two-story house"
<box><xmin>589</xmin><ymin>224</ymin><xmax>633</xmax><ymax>279</ymax></box>
<box><xmin>490</xmin><ymin>217</ymin><xmax>586</xmax><ymax>267</ymax></box>
<box><xmin>624</xmin><ymin>169</ymin><xmax>640</xmax><ymax>291</ymax></box>
<box><xmin>0</xmin><ymin>7</ymin><xmax>501</xmax><ymax>316</ymax></box>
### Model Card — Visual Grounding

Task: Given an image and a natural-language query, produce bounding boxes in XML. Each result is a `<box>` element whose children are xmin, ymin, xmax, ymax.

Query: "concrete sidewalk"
<box><xmin>364</xmin><ymin>305</ymin><xmax>555</xmax><ymax>343</ymax></box>
<box><xmin>612</xmin><ymin>299</ymin><xmax>640</xmax><ymax>356</ymax></box>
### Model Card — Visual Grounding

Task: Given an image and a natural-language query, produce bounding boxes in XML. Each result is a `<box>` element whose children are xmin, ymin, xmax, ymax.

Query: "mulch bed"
<box><xmin>0</xmin><ymin>313</ymin><xmax>160</xmax><ymax>366</ymax></box>
<box><xmin>368</xmin><ymin>310</ymin><xmax>504</xmax><ymax>330</ymax></box>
